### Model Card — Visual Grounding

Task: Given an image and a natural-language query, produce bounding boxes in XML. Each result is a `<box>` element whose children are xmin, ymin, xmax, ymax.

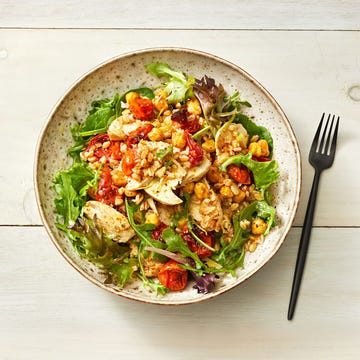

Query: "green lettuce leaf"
<box><xmin>219</xmin><ymin>153</ymin><xmax>279</xmax><ymax>191</ymax></box>
<box><xmin>145</xmin><ymin>62</ymin><xmax>194</xmax><ymax>104</ymax></box>
<box><xmin>234</xmin><ymin>113</ymin><xmax>274</xmax><ymax>157</ymax></box>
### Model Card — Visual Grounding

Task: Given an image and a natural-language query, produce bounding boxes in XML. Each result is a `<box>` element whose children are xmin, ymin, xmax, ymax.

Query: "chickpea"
<box><xmin>186</xmin><ymin>98</ymin><xmax>202</xmax><ymax>115</ymax></box>
<box><xmin>148</xmin><ymin>128</ymin><xmax>163</xmax><ymax>141</ymax></box>
<box><xmin>251</xmin><ymin>217</ymin><xmax>267</xmax><ymax>235</ymax></box>
<box><xmin>248</xmin><ymin>139</ymin><xmax>270</xmax><ymax>158</ymax></box>
<box><xmin>202</xmin><ymin>139</ymin><xmax>216</xmax><ymax>153</ymax></box>
<box><xmin>220</xmin><ymin>185</ymin><xmax>233</xmax><ymax>198</ymax></box>
<box><xmin>124</xmin><ymin>189</ymin><xmax>137</xmax><ymax>197</ymax></box>
<box><xmin>247</xmin><ymin>241</ymin><xmax>258</xmax><ymax>252</ymax></box>
<box><xmin>111</xmin><ymin>169</ymin><xmax>127</xmax><ymax>187</ymax></box>
<box><xmin>233</xmin><ymin>190</ymin><xmax>246</xmax><ymax>203</ymax></box>
<box><xmin>153</xmin><ymin>90</ymin><xmax>168</xmax><ymax>112</ymax></box>
<box><xmin>145</xmin><ymin>212</ymin><xmax>161</xmax><ymax>227</ymax></box>
<box><xmin>194</xmin><ymin>182</ymin><xmax>209</xmax><ymax>200</ymax></box>
<box><xmin>172</xmin><ymin>131</ymin><xmax>186</xmax><ymax>149</ymax></box>
<box><xmin>125</xmin><ymin>91</ymin><xmax>139</xmax><ymax>104</ymax></box>
<box><xmin>248</xmin><ymin>142</ymin><xmax>262</xmax><ymax>157</ymax></box>
<box><xmin>258</xmin><ymin>139</ymin><xmax>270</xmax><ymax>157</ymax></box>
<box><xmin>182</xmin><ymin>182</ymin><xmax>195</xmax><ymax>194</ymax></box>
<box><xmin>207</xmin><ymin>166</ymin><xmax>224</xmax><ymax>184</ymax></box>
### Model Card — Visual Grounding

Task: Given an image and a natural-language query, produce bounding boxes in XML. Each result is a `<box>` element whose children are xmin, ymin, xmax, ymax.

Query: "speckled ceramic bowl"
<box><xmin>34</xmin><ymin>48</ymin><xmax>301</xmax><ymax>305</ymax></box>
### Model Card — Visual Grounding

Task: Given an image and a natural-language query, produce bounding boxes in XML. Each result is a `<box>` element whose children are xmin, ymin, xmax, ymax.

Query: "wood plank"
<box><xmin>0</xmin><ymin>0</ymin><xmax>359</xmax><ymax>30</ymax></box>
<box><xmin>0</xmin><ymin>29</ymin><xmax>359</xmax><ymax>226</ymax></box>
<box><xmin>1</xmin><ymin>226</ymin><xmax>359</xmax><ymax>359</ymax></box>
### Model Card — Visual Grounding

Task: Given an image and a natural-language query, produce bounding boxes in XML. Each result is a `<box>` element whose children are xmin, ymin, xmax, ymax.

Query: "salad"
<box><xmin>54</xmin><ymin>62</ymin><xmax>279</xmax><ymax>294</ymax></box>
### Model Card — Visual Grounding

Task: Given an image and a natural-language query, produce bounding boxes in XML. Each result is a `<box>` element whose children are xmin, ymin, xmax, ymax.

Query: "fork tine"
<box><xmin>318</xmin><ymin>114</ymin><xmax>330</xmax><ymax>153</ymax></box>
<box><xmin>310</xmin><ymin>113</ymin><xmax>324</xmax><ymax>154</ymax></box>
<box><xmin>329</xmin><ymin>116</ymin><xmax>340</xmax><ymax>155</ymax></box>
<box><xmin>324</xmin><ymin>115</ymin><xmax>335</xmax><ymax>154</ymax></box>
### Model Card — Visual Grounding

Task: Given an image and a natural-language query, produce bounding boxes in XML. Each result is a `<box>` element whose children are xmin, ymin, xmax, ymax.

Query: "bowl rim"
<box><xmin>34</xmin><ymin>46</ymin><xmax>302</xmax><ymax>305</ymax></box>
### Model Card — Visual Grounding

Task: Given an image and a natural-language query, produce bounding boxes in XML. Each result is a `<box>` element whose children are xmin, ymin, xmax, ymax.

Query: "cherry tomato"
<box><xmin>227</xmin><ymin>164</ymin><xmax>252</xmax><ymax>185</ymax></box>
<box><xmin>109</xmin><ymin>141</ymin><xmax>122</xmax><ymax>160</ymax></box>
<box><xmin>126</xmin><ymin>124</ymin><xmax>154</xmax><ymax>147</ymax></box>
<box><xmin>121</xmin><ymin>149</ymin><xmax>138</xmax><ymax>176</ymax></box>
<box><xmin>184</xmin><ymin>130</ymin><xmax>203</xmax><ymax>167</ymax></box>
<box><xmin>182</xmin><ymin>230</ymin><xmax>214</xmax><ymax>258</ymax></box>
<box><xmin>158</xmin><ymin>260</ymin><xmax>188</xmax><ymax>291</ymax></box>
<box><xmin>129</xmin><ymin>97</ymin><xmax>154</xmax><ymax>120</ymax></box>
<box><xmin>85</xmin><ymin>134</ymin><xmax>122</xmax><ymax>161</ymax></box>
<box><xmin>96</xmin><ymin>166</ymin><xmax>118</xmax><ymax>205</ymax></box>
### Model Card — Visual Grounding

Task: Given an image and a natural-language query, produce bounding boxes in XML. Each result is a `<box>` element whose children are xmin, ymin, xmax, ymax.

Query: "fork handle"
<box><xmin>288</xmin><ymin>169</ymin><xmax>321</xmax><ymax>320</ymax></box>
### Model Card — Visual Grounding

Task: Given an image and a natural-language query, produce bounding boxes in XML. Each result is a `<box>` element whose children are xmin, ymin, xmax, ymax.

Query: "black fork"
<box><xmin>288</xmin><ymin>113</ymin><xmax>340</xmax><ymax>320</ymax></box>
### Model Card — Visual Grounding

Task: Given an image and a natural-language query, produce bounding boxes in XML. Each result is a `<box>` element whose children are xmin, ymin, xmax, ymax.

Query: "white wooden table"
<box><xmin>1</xmin><ymin>1</ymin><xmax>359</xmax><ymax>359</ymax></box>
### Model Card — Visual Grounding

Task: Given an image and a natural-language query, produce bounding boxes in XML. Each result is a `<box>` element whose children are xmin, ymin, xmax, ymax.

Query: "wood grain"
<box><xmin>1</xmin><ymin>0</ymin><xmax>359</xmax><ymax>30</ymax></box>
<box><xmin>1</xmin><ymin>226</ymin><xmax>359</xmax><ymax>359</ymax></box>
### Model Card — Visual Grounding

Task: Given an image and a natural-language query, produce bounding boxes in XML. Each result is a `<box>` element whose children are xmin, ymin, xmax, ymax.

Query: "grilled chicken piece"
<box><xmin>83</xmin><ymin>201</ymin><xmax>135</xmax><ymax>243</ymax></box>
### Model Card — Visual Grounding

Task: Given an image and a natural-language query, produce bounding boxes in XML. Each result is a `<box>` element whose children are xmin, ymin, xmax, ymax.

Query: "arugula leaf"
<box><xmin>125</xmin><ymin>198</ymin><xmax>166</xmax><ymax>262</ymax></box>
<box><xmin>145</xmin><ymin>62</ymin><xmax>194</xmax><ymax>104</ymax></box>
<box><xmin>234</xmin><ymin>113</ymin><xmax>274</xmax><ymax>157</ymax></box>
<box><xmin>54</xmin><ymin>162</ymin><xmax>97</xmax><ymax>226</ymax></box>
<box><xmin>161</xmin><ymin>228</ymin><xmax>206</xmax><ymax>271</ymax></box>
<box><xmin>155</xmin><ymin>145</ymin><xmax>173</xmax><ymax>160</ymax></box>
<box><xmin>219</xmin><ymin>153</ymin><xmax>279</xmax><ymax>191</ymax></box>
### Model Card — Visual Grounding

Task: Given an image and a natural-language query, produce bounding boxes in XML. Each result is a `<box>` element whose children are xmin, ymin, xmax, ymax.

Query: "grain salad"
<box><xmin>53</xmin><ymin>62</ymin><xmax>279</xmax><ymax>294</ymax></box>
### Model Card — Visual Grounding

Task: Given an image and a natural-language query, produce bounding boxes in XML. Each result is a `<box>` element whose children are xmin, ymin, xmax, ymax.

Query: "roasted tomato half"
<box><xmin>184</xmin><ymin>130</ymin><xmax>203</xmax><ymax>167</ymax></box>
<box><xmin>227</xmin><ymin>164</ymin><xmax>252</xmax><ymax>185</ymax></box>
<box><xmin>126</xmin><ymin>124</ymin><xmax>154</xmax><ymax>147</ymax></box>
<box><xmin>121</xmin><ymin>148</ymin><xmax>138</xmax><ymax>176</ymax></box>
<box><xmin>128</xmin><ymin>95</ymin><xmax>154</xmax><ymax>121</ymax></box>
<box><xmin>158</xmin><ymin>260</ymin><xmax>188</xmax><ymax>291</ymax></box>
<box><xmin>85</xmin><ymin>134</ymin><xmax>122</xmax><ymax>161</ymax></box>
<box><xmin>182</xmin><ymin>229</ymin><xmax>214</xmax><ymax>258</ymax></box>
<box><xmin>96</xmin><ymin>165</ymin><xmax>118</xmax><ymax>205</ymax></box>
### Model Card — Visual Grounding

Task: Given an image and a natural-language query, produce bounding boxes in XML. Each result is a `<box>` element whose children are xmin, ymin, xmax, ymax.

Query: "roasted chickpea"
<box><xmin>194</xmin><ymin>182</ymin><xmax>209</xmax><ymax>200</ymax></box>
<box><xmin>186</xmin><ymin>98</ymin><xmax>202</xmax><ymax>115</ymax></box>
<box><xmin>145</xmin><ymin>212</ymin><xmax>161</xmax><ymax>227</ymax></box>
<box><xmin>148</xmin><ymin>128</ymin><xmax>163</xmax><ymax>141</ymax></box>
<box><xmin>220</xmin><ymin>185</ymin><xmax>233</xmax><ymax>198</ymax></box>
<box><xmin>182</xmin><ymin>182</ymin><xmax>195</xmax><ymax>194</ymax></box>
<box><xmin>251</xmin><ymin>217</ymin><xmax>267</xmax><ymax>235</ymax></box>
<box><xmin>172</xmin><ymin>131</ymin><xmax>186</xmax><ymax>149</ymax></box>
<box><xmin>202</xmin><ymin>139</ymin><xmax>216</xmax><ymax>153</ymax></box>
<box><xmin>233</xmin><ymin>190</ymin><xmax>246</xmax><ymax>203</ymax></box>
